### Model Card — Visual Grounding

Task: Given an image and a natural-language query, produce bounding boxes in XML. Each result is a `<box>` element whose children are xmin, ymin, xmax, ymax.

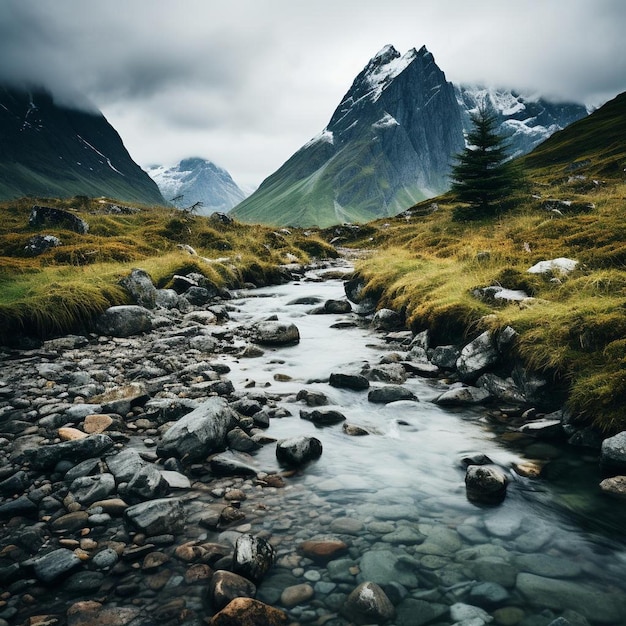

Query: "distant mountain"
<box><xmin>231</xmin><ymin>45</ymin><xmax>465</xmax><ymax>228</ymax></box>
<box><xmin>455</xmin><ymin>85</ymin><xmax>588</xmax><ymax>158</ymax></box>
<box><xmin>231</xmin><ymin>45</ymin><xmax>589</xmax><ymax>228</ymax></box>
<box><xmin>0</xmin><ymin>85</ymin><xmax>164</xmax><ymax>205</ymax></box>
<box><xmin>147</xmin><ymin>157</ymin><xmax>246</xmax><ymax>215</ymax></box>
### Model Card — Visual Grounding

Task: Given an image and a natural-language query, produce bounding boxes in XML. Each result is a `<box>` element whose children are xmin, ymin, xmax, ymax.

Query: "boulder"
<box><xmin>300</xmin><ymin>408</ymin><xmax>347</xmax><ymax>425</ymax></box>
<box><xmin>599</xmin><ymin>476</ymin><xmax>626</xmax><ymax>499</ymax></box>
<box><xmin>477</xmin><ymin>373</ymin><xmax>526</xmax><ymax>405</ymax></box>
<box><xmin>371</xmin><ymin>308</ymin><xmax>403</xmax><ymax>331</ymax></box>
<box><xmin>519</xmin><ymin>419</ymin><xmax>564</xmax><ymax>440</ymax></box>
<box><xmin>157</xmin><ymin>397</ymin><xmax>238</xmax><ymax>463</ymax></box>
<box><xmin>456</xmin><ymin>331</ymin><xmax>499</xmax><ymax>381</ymax></box>
<box><xmin>527</xmin><ymin>257</ymin><xmax>578</xmax><ymax>275</ymax></box>
<box><xmin>364</xmin><ymin>363</ymin><xmax>407</xmax><ymax>383</ymax></box>
<box><xmin>329</xmin><ymin>372</ymin><xmax>370</xmax><ymax>390</ymax></box>
<box><xmin>430</xmin><ymin>345</ymin><xmax>461</xmax><ymax>370</ymax></box>
<box><xmin>24</xmin><ymin>234</ymin><xmax>62</xmax><ymax>256</ymax></box>
<box><xmin>24</xmin><ymin>434</ymin><xmax>114</xmax><ymax>470</ymax></box>
<box><xmin>208</xmin><ymin>570</ymin><xmax>257</xmax><ymax>611</ymax></box>
<box><xmin>296</xmin><ymin>389</ymin><xmax>329</xmax><ymax>407</ymax></box>
<box><xmin>344</xmin><ymin>276</ymin><xmax>377</xmax><ymax>315</ymax></box>
<box><xmin>253</xmin><ymin>321</ymin><xmax>300</xmax><ymax>346</ymax></box>
<box><xmin>119</xmin><ymin>268</ymin><xmax>157</xmax><ymax>309</ymax></box>
<box><xmin>435</xmin><ymin>386</ymin><xmax>491</xmax><ymax>406</ymax></box>
<box><xmin>368</xmin><ymin>386</ymin><xmax>417</xmax><ymax>404</ymax></box>
<box><xmin>342</xmin><ymin>581</ymin><xmax>395</xmax><ymax>625</ymax></box>
<box><xmin>465</xmin><ymin>465</ymin><xmax>508</xmax><ymax>505</ymax></box>
<box><xmin>324</xmin><ymin>299</ymin><xmax>352</xmax><ymax>314</ymax></box>
<box><xmin>232</xmin><ymin>534</ymin><xmax>275</xmax><ymax>584</ymax></box>
<box><xmin>209</xmin><ymin>598</ymin><xmax>287</xmax><ymax>626</ymax></box>
<box><xmin>95</xmin><ymin>305</ymin><xmax>152</xmax><ymax>338</ymax></box>
<box><xmin>601</xmin><ymin>431</ymin><xmax>626</xmax><ymax>475</ymax></box>
<box><xmin>29</xmin><ymin>205</ymin><xmax>89</xmax><ymax>234</ymax></box>
<box><xmin>276</xmin><ymin>436</ymin><xmax>322</xmax><ymax>467</ymax></box>
<box><xmin>124</xmin><ymin>498</ymin><xmax>185</xmax><ymax>536</ymax></box>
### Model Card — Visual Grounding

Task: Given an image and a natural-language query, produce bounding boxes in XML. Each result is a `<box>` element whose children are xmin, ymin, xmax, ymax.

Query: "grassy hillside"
<box><xmin>335</xmin><ymin>92</ymin><xmax>626</xmax><ymax>433</ymax></box>
<box><xmin>0</xmin><ymin>198</ymin><xmax>336</xmax><ymax>344</ymax></box>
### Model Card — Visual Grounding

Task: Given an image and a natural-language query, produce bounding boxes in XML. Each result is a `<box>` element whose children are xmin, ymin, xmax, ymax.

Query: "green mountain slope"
<box><xmin>0</xmin><ymin>86</ymin><xmax>164</xmax><ymax>205</ymax></box>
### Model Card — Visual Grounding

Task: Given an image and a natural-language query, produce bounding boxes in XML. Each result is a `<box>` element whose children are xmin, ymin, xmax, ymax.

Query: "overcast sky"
<box><xmin>1</xmin><ymin>0</ymin><xmax>625</xmax><ymax>189</ymax></box>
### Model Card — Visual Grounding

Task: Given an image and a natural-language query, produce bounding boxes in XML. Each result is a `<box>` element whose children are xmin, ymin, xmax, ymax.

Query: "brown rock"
<box><xmin>83</xmin><ymin>414</ymin><xmax>114</xmax><ymax>434</ymax></box>
<box><xmin>146</xmin><ymin>569</ymin><xmax>171</xmax><ymax>590</ymax></box>
<box><xmin>175</xmin><ymin>542</ymin><xmax>207</xmax><ymax>563</ymax></box>
<box><xmin>66</xmin><ymin>601</ymin><xmax>140</xmax><ymax>626</ymax></box>
<box><xmin>26</xmin><ymin>616</ymin><xmax>61</xmax><ymax>626</ymax></box>
<box><xmin>280</xmin><ymin>583</ymin><xmax>314</xmax><ymax>608</ymax></box>
<box><xmin>209</xmin><ymin>598</ymin><xmax>288</xmax><ymax>626</ymax></box>
<box><xmin>600</xmin><ymin>475</ymin><xmax>626</xmax><ymax>498</ymax></box>
<box><xmin>343</xmin><ymin>581</ymin><xmax>395</xmax><ymax>625</ymax></box>
<box><xmin>50</xmin><ymin>511</ymin><xmax>89</xmax><ymax>532</ymax></box>
<box><xmin>299</xmin><ymin>539</ymin><xmax>348</xmax><ymax>563</ymax></box>
<box><xmin>142</xmin><ymin>551</ymin><xmax>170</xmax><ymax>571</ymax></box>
<box><xmin>89</xmin><ymin>498</ymin><xmax>128</xmax><ymax>516</ymax></box>
<box><xmin>209</xmin><ymin>570</ymin><xmax>257</xmax><ymax>611</ymax></box>
<box><xmin>58</xmin><ymin>427</ymin><xmax>87</xmax><ymax>441</ymax></box>
<box><xmin>185</xmin><ymin>563</ymin><xmax>213</xmax><ymax>584</ymax></box>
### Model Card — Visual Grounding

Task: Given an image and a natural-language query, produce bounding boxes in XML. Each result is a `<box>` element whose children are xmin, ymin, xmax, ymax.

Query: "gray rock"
<box><xmin>0</xmin><ymin>470</ymin><xmax>30</xmax><ymax>496</ymax></box>
<box><xmin>92</xmin><ymin>547</ymin><xmax>119</xmax><ymax>570</ymax></box>
<box><xmin>520</xmin><ymin>419</ymin><xmax>564</xmax><ymax>440</ymax></box>
<box><xmin>233</xmin><ymin>534</ymin><xmax>275</xmax><ymax>584</ymax></box>
<box><xmin>106</xmin><ymin>449</ymin><xmax>146</xmax><ymax>483</ymax></box>
<box><xmin>119</xmin><ymin>268</ymin><xmax>158</xmax><ymax>309</ymax></box>
<box><xmin>600</xmin><ymin>431</ymin><xmax>626</xmax><ymax>474</ymax></box>
<box><xmin>126</xmin><ymin>464</ymin><xmax>169</xmax><ymax>502</ymax></box>
<box><xmin>25</xmin><ymin>434</ymin><xmax>114</xmax><ymax>470</ymax></box>
<box><xmin>32</xmin><ymin>548</ymin><xmax>81</xmax><ymax>583</ymax></box>
<box><xmin>364</xmin><ymin>363</ymin><xmax>407</xmax><ymax>383</ymax></box>
<box><xmin>477</xmin><ymin>373</ymin><xmax>526</xmax><ymax>405</ymax></box>
<box><xmin>296</xmin><ymin>389</ymin><xmax>329</xmax><ymax>407</ymax></box>
<box><xmin>70</xmin><ymin>473</ymin><xmax>116</xmax><ymax>506</ymax></box>
<box><xmin>124</xmin><ymin>497</ymin><xmax>185</xmax><ymax>536</ymax></box>
<box><xmin>358</xmin><ymin>549</ymin><xmax>419</xmax><ymax>588</ymax></box>
<box><xmin>465</xmin><ymin>465</ymin><xmax>508</xmax><ymax>504</ymax></box>
<box><xmin>209</xmin><ymin>451</ymin><xmax>259</xmax><ymax>477</ymax></box>
<box><xmin>300</xmin><ymin>408</ymin><xmax>347</xmax><ymax>425</ymax></box>
<box><xmin>276</xmin><ymin>436</ymin><xmax>323</xmax><ymax>467</ymax></box>
<box><xmin>450</xmin><ymin>602</ymin><xmax>492</xmax><ymax>624</ymax></box>
<box><xmin>95</xmin><ymin>305</ymin><xmax>153</xmax><ymax>338</ymax></box>
<box><xmin>469</xmin><ymin>581</ymin><xmax>510</xmax><ymax>607</ymax></box>
<box><xmin>253</xmin><ymin>321</ymin><xmax>300</xmax><ymax>346</ymax></box>
<box><xmin>155</xmin><ymin>288</ymin><xmax>180</xmax><ymax>309</ymax></box>
<box><xmin>29</xmin><ymin>205</ymin><xmax>89</xmax><ymax>234</ymax></box>
<box><xmin>227</xmin><ymin>427</ymin><xmax>262</xmax><ymax>452</ymax></box>
<box><xmin>0</xmin><ymin>494</ymin><xmax>38</xmax><ymax>519</ymax></box>
<box><xmin>344</xmin><ymin>276</ymin><xmax>377</xmax><ymax>315</ymax></box>
<box><xmin>342</xmin><ymin>581</ymin><xmax>395</xmax><ymax>625</ymax></box>
<box><xmin>371</xmin><ymin>308</ymin><xmax>402</xmax><ymax>331</ymax></box>
<box><xmin>24</xmin><ymin>234</ymin><xmax>62</xmax><ymax>256</ymax></box>
<box><xmin>515</xmin><ymin>554</ymin><xmax>582</xmax><ymax>578</ymax></box>
<box><xmin>430</xmin><ymin>344</ymin><xmax>461</xmax><ymax>370</ymax></box>
<box><xmin>394</xmin><ymin>599</ymin><xmax>448</xmax><ymax>626</ymax></box>
<box><xmin>456</xmin><ymin>331</ymin><xmax>499</xmax><ymax>381</ymax></box>
<box><xmin>435</xmin><ymin>386</ymin><xmax>491</xmax><ymax>406</ymax></box>
<box><xmin>368</xmin><ymin>385</ymin><xmax>417</xmax><ymax>404</ymax></box>
<box><xmin>401</xmin><ymin>360</ymin><xmax>440</xmax><ymax>378</ymax></box>
<box><xmin>324</xmin><ymin>299</ymin><xmax>353</xmax><ymax>314</ymax></box>
<box><xmin>329</xmin><ymin>372</ymin><xmax>370</xmax><ymax>390</ymax></box>
<box><xmin>157</xmin><ymin>397</ymin><xmax>238</xmax><ymax>462</ymax></box>
<box><xmin>599</xmin><ymin>475</ymin><xmax>626</xmax><ymax>499</ymax></box>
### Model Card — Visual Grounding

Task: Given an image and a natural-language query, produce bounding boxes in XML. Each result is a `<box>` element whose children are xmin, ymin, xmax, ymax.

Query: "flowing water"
<box><xmin>210</xmin><ymin>263</ymin><xmax>626</xmax><ymax>625</ymax></box>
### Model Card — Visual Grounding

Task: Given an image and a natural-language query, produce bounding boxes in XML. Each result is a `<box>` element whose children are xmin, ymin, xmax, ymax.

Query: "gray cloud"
<box><xmin>1</xmin><ymin>0</ymin><xmax>625</xmax><ymax>188</ymax></box>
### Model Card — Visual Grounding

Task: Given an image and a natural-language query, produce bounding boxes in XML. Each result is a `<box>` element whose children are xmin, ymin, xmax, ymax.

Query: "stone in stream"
<box><xmin>456</xmin><ymin>330</ymin><xmax>499</xmax><ymax>381</ymax></box>
<box><xmin>124</xmin><ymin>497</ymin><xmax>185</xmax><ymax>536</ymax></box>
<box><xmin>157</xmin><ymin>397</ymin><xmax>238</xmax><ymax>463</ymax></box>
<box><xmin>342</xmin><ymin>581</ymin><xmax>395</xmax><ymax>625</ymax></box>
<box><xmin>465</xmin><ymin>465</ymin><xmax>508</xmax><ymax>504</ymax></box>
<box><xmin>367</xmin><ymin>385</ymin><xmax>417</xmax><ymax>404</ymax></box>
<box><xmin>69</xmin><ymin>473</ymin><xmax>116</xmax><ymax>506</ymax></box>
<box><xmin>296</xmin><ymin>389</ymin><xmax>329</xmax><ymax>406</ymax></box>
<box><xmin>363</xmin><ymin>363</ymin><xmax>407</xmax><ymax>383</ymax></box>
<box><xmin>32</xmin><ymin>548</ymin><xmax>82</xmax><ymax>583</ymax></box>
<box><xmin>276</xmin><ymin>436</ymin><xmax>322</xmax><ymax>467</ymax></box>
<box><xmin>209</xmin><ymin>570</ymin><xmax>257</xmax><ymax>611</ymax></box>
<box><xmin>95</xmin><ymin>305</ymin><xmax>153</xmax><ymax>337</ymax></box>
<box><xmin>599</xmin><ymin>475</ymin><xmax>626</xmax><ymax>498</ymax></box>
<box><xmin>126</xmin><ymin>464</ymin><xmax>170</xmax><ymax>502</ymax></box>
<box><xmin>371</xmin><ymin>308</ymin><xmax>403</xmax><ymax>331</ymax></box>
<box><xmin>280</xmin><ymin>583</ymin><xmax>315</xmax><ymax>608</ymax></box>
<box><xmin>435</xmin><ymin>385</ymin><xmax>491</xmax><ymax>406</ymax></box>
<box><xmin>430</xmin><ymin>344</ymin><xmax>461</xmax><ymax>370</ymax></box>
<box><xmin>24</xmin><ymin>434</ymin><xmax>114</xmax><ymax>470</ymax></box>
<box><xmin>209</xmin><ymin>597</ymin><xmax>288</xmax><ymax>626</ymax></box>
<box><xmin>600</xmin><ymin>431</ymin><xmax>626</xmax><ymax>474</ymax></box>
<box><xmin>209</xmin><ymin>451</ymin><xmax>259</xmax><ymax>477</ymax></box>
<box><xmin>299</xmin><ymin>408</ymin><xmax>346</xmax><ymax>425</ymax></box>
<box><xmin>232</xmin><ymin>534</ymin><xmax>275</xmax><ymax>584</ymax></box>
<box><xmin>329</xmin><ymin>372</ymin><xmax>370</xmax><ymax>390</ymax></box>
<box><xmin>66</xmin><ymin>601</ymin><xmax>140</xmax><ymax>626</ymax></box>
<box><xmin>252</xmin><ymin>321</ymin><xmax>300</xmax><ymax>346</ymax></box>
<box><xmin>299</xmin><ymin>539</ymin><xmax>349</xmax><ymax>563</ymax></box>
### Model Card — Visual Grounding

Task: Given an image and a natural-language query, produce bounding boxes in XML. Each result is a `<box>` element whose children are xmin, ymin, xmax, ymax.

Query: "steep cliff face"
<box><xmin>456</xmin><ymin>85</ymin><xmax>588</xmax><ymax>158</ymax></box>
<box><xmin>147</xmin><ymin>158</ymin><xmax>247</xmax><ymax>215</ymax></box>
<box><xmin>0</xmin><ymin>86</ymin><xmax>164</xmax><ymax>205</ymax></box>
<box><xmin>231</xmin><ymin>45</ymin><xmax>464</xmax><ymax>228</ymax></box>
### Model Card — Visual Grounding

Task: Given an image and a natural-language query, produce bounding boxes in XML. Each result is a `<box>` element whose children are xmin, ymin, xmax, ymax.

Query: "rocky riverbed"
<box><xmin>1</xmin><ymin>259</ymin><xmax>626</xmax><ymax>626</ymax></box>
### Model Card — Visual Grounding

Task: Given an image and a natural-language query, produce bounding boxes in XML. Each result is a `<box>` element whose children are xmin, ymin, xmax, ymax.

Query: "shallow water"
<box><xmin>213</xmin><ymin>264</ymin><xmax>626</xmax><ymax>625</ymax></box>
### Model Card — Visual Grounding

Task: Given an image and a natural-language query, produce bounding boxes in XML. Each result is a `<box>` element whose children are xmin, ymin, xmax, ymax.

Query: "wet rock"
<box><xmin>430</xmin><ymin>344</ymin><xmax>461</xmax><ymax>370</ymax></box>
<box><xmin>157</xmin><ymin>397</ymin><xmax>238</xmax><ymax>463</ymax></box>
<box><xmin>226</xmin><ymin>427</ymin><xmax>262</xmax><ymax>452</ymax></box>
<box><xmin>465</xmin><ymin>465</ymin><xmax>508</xmax><ymax>504</ymax></box>
<box><xmin>600</xmin><ymin>431</ymin><xmax>626</xmax><ymax>475</ymax></box>
<box><xmin>299</xmin><ymin>539</ymin><xmax>348</xmax><ymax>563</ymax></box>
<box><xmin>253</xmin><ymin>321</ymin><xmax>300</xmax><ymax>346</ymax></box>
<box><xmin>70</xmin><ymin>473</ymin><xmax>116</xmax><ymax>506</ymax></box>
<box><xmin>209</xmin><ymin>598</ymin><xmax>288</xmax><ymax>626</ymax></box>
<box><xmin>520</xmin><ymin>418</ymin><xmax>564</xmax><ymax>440</ymax></box>
<box><xmin>456</xmin><ymin>331</ymin><xmax>499</xmax><ymax>382</ymax></box>
<box><xmin>126</xmin><ymin>464</ymin><xmax>169</xmax><ymax>502</ymax></box>
<box><xmin>276</xmin><ymin>436</ymin><xmax>322</xmax><ymax>466</ymax></box>
<box><xmin>83</xmin><ymin>414</ymin><xmax>114</xmax><ymax>434</ymax></box>
<box><xmin>209</xmin><ymin>451</ymin><xmax>258</xmax><ymax>477</ymax></box>
<box><xmin>0</xmin><ymin>470</ymin><xmax>30</xmax><ymax>496</ymax></box>
<box><xmin>435</xmin><ymin>386</ymin><xmax>491</xmax><ymax>406</ymax></box>
<box><xmin>344</xmin><ymin>276</ymin><xmax>377</xmax><ymax>315</ymax></box>
<box><xmin>343</xmin><ymin>423</ymin><xmax>371</xmax><ymax>436</ymax></box>
<box><xmin>32</xmin><ymin>548</ymin><xmax>82</xmax><ymax>583</ymax></box>
<box><xmin>300</xmin><ymin>408</ymin><xmax>346</xmax><ymax>425</ymax></box>
<box><xmin>25</xmin><ymin>434</ymin><xmax>114</xmax><ymax>470</ymax></box>
<box><xmin>401</xmin><ymin>360</ymin><xmax>440</xmax><ymax>378</ymax></box>
<box><xmin>329</xmin><ymin>372</ymin><xmax>370</xmax><ymax>390</ymax></box>
<box><xmin>368</xmin><ymin>386</ymin><xmax>417</xmax><ymax>404</ymax></box>
<box><xmin>66</xmin><ymin>601</ymin><xmax>140</xmax><ymax>626</ymax></box>
<box><xmin>209</xmin><ymin>570</ymin><xmax>257</xmax><ymax>611</ymax></box>
<box><xmin>342</xmin><ymin>581</ymin><xmax>395</xmax><ymax>625</ymax></box>
<box><xmin>450</xmin><ymin>602</ymin><xmax>492</xmax><ymax>624</ymax></box>
<box><xmin>280</xmin><ymin>582</ymin><xmax>315</xmax><ymax>607</ymax></box>
<box><xmin>477</xmin><ymin>373</ymin><xmax>526</xmax><ymax>405</ymax></box>
<box><xmin>106</xmin><ymin>449</ymin><xmax>145</xmax><ymax>483</ymax></box>
<box><xmin>119</xmin><ymin>268</ymin><xmax>157</xmax><ymax>309</ymax></box>
<box><xmin>0</xmin><ymin>494</ymin><xmax>38</xmax><ymax>519</ymax></box>
<box><xmin>468</xmin><ymin>581</ymin><xmax>510</xmax><ymax>607</ymax></box>
<box><xmin>394</xmin><ymin>599</ymin><xmax>448</xmax><ymax>626</ymax></box>
<box><xmin>232</xmin><ymin>534</ymin><xmax>275</xmax><ymax>584</ymax></box>
<box><xmin>95</xmin><ymin>305</ymin><xmax>153</xmax><ymax>338</ymax></box>
<box><xmin>371</xmin><ymin>308</ymin><xmax>402</xmax><ymax>331</ymax></box>
<box><xmin>124</xmin><ymin>497</ymin><xmax>185</xmax><ymax>536</ymax></box>
<box><xmin>296</xmin><ymin>389</ymin><xmax>329</xmax><ymax>407</ymax></box>
<box><xmin>184</xmin><ymin>286</ymin><xmax>218</xmax><ymax>306</ymax></box>
<box><xmin>516</xmin><ymin>573</ymin><xmax>626</xmax><ymax>623</ymax></box>
<box><xmin>364</xmin><ymin>363</ymin><xmax>407</xmax><ymax>383</ymax></box>
<box><xmin>599</xmin><ymin>475</ymin><xmax>626</xmax><ymax>498</ymax></box>
<box><xmin>323</xmin><ymin>299</ymin><xmax>352</xmax><ymax>314</ymax></box>
<box><xmin>357</xmin><ymin>549</ymin><xmax>419</xmax><ymax>588</ymax></box>
<box><xmin>515</xmin><ymin>554</ymin><xmax>582</xmax><ymax>578</ymax></box>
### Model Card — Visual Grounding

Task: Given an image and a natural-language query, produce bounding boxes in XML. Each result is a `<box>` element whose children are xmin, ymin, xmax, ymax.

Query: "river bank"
<box><xmin>1</xmin><ymin>258</ymin><xmax>626</xmax><ymax>626</ymax></box>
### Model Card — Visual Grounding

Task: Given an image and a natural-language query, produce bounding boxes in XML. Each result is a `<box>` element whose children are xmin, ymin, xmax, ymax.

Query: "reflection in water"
<box><xmin>214</xmin><ymin>267</ymin><xmax>626</xmax><ymax>624</ymax></box>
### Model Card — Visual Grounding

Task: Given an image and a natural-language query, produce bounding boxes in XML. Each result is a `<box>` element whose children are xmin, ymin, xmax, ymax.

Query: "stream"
<box><xmin>210</xmin><ymin>261</ymin><xmax>626</xmax><ymax>625</ymax></box>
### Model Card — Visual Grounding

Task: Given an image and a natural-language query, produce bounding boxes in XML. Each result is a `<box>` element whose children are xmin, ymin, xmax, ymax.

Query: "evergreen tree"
<box><xmin>451</xmin><ymin>106</ymin><xmax>517</xmax><ymax>218</ymax></box>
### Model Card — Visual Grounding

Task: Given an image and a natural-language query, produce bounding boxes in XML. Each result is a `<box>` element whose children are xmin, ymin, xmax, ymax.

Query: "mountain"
<box><xmin>231</xmin><ymin>45</ymin><xmax>465</xmax><ymax>228</ymax></box>
<box><xmin>0</xmin><ymin>85</ymin><xmax>164</xmax><ymax>205</ymax></box>
<box><xmin>231</xmin><ymin>45</ymin><xmax>589</xmax><ymax>228</ymax></box>
<box><xmin>147</xmin><ymin>158</ymin><xmax>247</xmax><ymax>215</ymax></box>
<box><xmin>455</xmin><ymin>85</ymin><xmax>588</xmax><ymax>159</ymax></box>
